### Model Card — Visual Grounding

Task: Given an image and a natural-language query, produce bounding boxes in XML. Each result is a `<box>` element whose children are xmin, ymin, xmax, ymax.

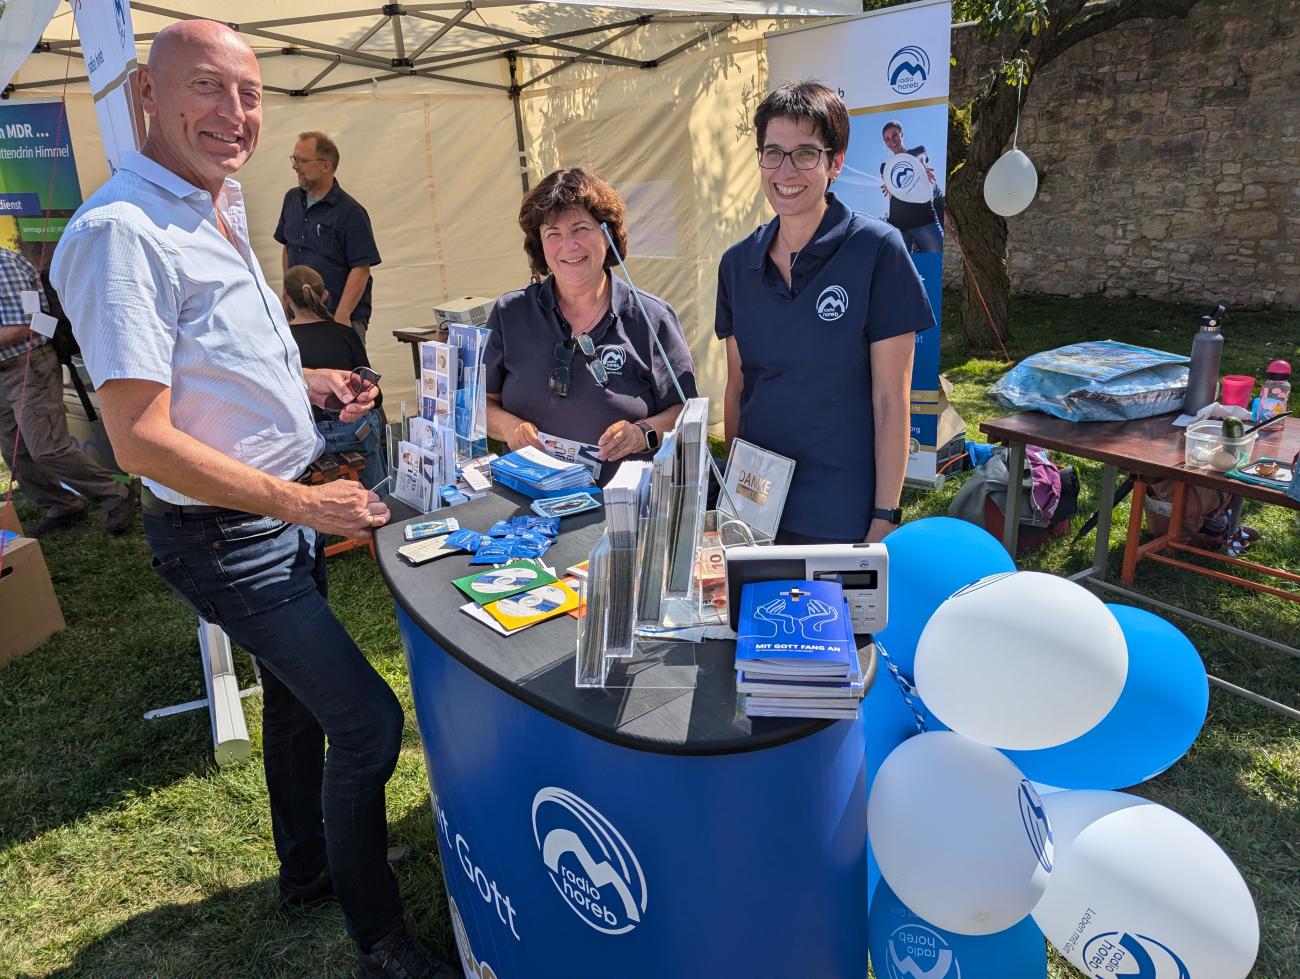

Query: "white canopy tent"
<box><xmin>6</xmin><ymin>1</ymin><xmax>860</xmax><ymax>414</ymax></box>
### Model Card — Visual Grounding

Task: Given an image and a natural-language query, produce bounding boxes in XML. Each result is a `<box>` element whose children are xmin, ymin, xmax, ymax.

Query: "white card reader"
<box><xmin>724</xmin><ymin>543</ymin><xmax>888</xmax><ymax>635</ymax></box>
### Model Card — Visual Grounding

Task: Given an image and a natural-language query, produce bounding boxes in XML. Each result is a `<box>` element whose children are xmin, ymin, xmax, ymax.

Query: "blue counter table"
<box><xmin>377</xmin><ymin>490</ymin><xmax>870</xmax><ymax>979</ymax></box>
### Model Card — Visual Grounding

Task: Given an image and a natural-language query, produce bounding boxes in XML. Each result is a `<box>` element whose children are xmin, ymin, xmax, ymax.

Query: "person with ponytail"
<box><xmin>284</xmin><ymin>264</ymin><xmax>387</xmax><ymax>488</ymax></box>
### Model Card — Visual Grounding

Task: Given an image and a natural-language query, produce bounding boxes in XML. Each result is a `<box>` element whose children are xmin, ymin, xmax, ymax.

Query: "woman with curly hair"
<box><xmin>484</xmin><ymin>167</ymin><xmax>696</xmax><ymax>475</ymax></box>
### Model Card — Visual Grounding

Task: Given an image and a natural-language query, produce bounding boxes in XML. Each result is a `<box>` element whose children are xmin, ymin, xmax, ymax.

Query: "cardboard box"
<box><xmin>0</xmin><ymin>535</ymin><xmax>66</xmax><ymax>667</ymax></box>
<box><xmin>1</xmin><ymin>500</ymin><xmax>22</xmax><ymax>536</ymax></box>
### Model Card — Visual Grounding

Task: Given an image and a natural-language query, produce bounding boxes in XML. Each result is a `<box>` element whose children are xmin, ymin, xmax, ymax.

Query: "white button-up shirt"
<box><xmin>51</xmin><ymin>151</ymin><xmax>322</xmax><ymax>506</ymax></box>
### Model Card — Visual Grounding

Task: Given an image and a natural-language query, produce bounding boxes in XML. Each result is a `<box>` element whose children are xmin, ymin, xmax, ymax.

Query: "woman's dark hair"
<box><xmin>754</xmin><ymin>81</ymin><xmax>850</xmax><ymax>157</ymax></box>
<box><xmin>518</xmin><ymin>167</ymin><xmax>628</xmax><ymax>278</ymax></box>
<box><xmin>284</xmin><ymin>264</ymin><xmax>331</xmax><ymax>321</ymax></box>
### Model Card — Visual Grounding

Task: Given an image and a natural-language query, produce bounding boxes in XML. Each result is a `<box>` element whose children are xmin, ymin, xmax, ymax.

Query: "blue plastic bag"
<box><xmin>991</xmin><ymin>340</ymin><xmax>1189</xmax><ymax>422</ymax></box>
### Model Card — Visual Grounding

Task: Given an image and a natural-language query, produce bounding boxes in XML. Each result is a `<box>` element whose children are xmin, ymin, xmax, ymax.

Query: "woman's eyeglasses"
<box><xmin>320</xmin><ymin>366</ymin><xmax>382</xmax><ymax>415</ymax></box>
<box><xmin>550</xmin><ymin>333</ymin><xmax>608</xmax><ymax>397</ymax></box>
<box><xmin>757</xmin><ymin>145</ymin><xmax>832</xmax><ymax>170</ymax></box>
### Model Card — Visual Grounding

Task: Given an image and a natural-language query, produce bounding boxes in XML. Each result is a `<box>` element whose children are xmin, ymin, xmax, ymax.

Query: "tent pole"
<box><xmin>508</xmin><ymin>52</ymin><xmax>529</xmax><ymax>196</ymax></box>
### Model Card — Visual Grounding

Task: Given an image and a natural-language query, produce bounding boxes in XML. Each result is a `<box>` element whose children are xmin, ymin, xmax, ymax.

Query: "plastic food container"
<box><xmin>1183</xmin><ymin>420</ymin><xmax>1258</xmax><ymax>471</ymax></box>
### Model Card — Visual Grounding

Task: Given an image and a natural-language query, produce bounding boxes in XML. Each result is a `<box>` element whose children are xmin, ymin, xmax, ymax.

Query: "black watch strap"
<box><xmin>636</xmin><ymin>420</ymin><xmax>660</xmax><ymax>451</ymax></box>
<box><xmin>872</xmin><ymin>505</ymin><xmax>903</xmax><ymax>525</ymax></box>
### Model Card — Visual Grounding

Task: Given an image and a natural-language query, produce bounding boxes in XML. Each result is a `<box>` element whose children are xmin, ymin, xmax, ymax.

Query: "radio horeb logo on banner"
<box><xmin>887</xmin><ymin>923</ymin><xmax>960</xmax><ymax>979</ymax></box>
<box><xmin>1081</xmin><ymin>931</ymin><xmax>1191</xmax><ymax>979</ymax></box>
<box><xmin>816</xmin><ymin>285</ymin><xmax>849</xmax><ymax>321</ymax></box>
<box><xmin>532</xmin><ymin>787</ymin><xmax>646</xmax><ymax>935</ymax></box>
<box><xmin>114</xmin><ymin>0</ymin><xmax>128</xmax><ymax>47</ymax></box>
<box><xmin>888</xmin><ymin>45</ymin><xmax>930</xmax><ymax>95</ymax></box>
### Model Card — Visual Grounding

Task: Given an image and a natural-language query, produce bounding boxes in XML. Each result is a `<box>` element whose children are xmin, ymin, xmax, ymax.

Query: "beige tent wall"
<box><xmin>9</xmin><ymin>9</ymin><xmax>799</xmax><ymax>421</ymax></box>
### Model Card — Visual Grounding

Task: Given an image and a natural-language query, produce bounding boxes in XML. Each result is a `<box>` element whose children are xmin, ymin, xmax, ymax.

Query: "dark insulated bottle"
<box><xmin>1181</xmin><ymin>304</ymin><xmax>1226</xmax><ymax>415</ymax></box>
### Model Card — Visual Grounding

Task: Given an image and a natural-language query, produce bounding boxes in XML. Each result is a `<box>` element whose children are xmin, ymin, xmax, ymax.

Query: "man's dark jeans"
<box><xmin>144</xmin><ymin>508</ymin><xmax>404</xmax><ymax>948</ymax></box>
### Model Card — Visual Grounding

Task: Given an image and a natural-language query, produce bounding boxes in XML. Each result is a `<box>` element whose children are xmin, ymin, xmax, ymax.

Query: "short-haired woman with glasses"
<box><xmin>484</xmin><ymin>167</ymin><xmax>696</xmax><ymax>478</ymax></box>
<box><xmin>283</xmin><ymin>264</ymin><xmax>387</xmax><ymax>489</ymax></box>
<box><xmin>715</xmin><ymin>82</ymin><xmax>934</xmax><ymax>544</ymax></box>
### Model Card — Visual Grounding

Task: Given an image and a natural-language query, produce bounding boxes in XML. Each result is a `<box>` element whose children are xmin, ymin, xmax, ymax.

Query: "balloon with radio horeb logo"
<box><xmin>1032</xmin><ymin>798</ymin><xmax>1259</xmax><ymax>979</ymax></box>
<box><xmin>882</xmin><ymin>153</ymin><xmax>934</xmax><ymax>205</ymax></box>
<box><xmin>868</xmin><ymin>731</ymin><xmax>1053</xmax><ymax>936</ymax></box>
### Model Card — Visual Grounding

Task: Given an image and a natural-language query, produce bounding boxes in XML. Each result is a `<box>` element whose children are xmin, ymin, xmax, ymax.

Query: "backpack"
<box><xmin>1142</xmin><ymin>480</ymin><xmax>1235</xmax><ymax>549</ymax></box>
<box><xmin>40</xmin><ymin>269</ymin><xmax>97</xmax><ymax>422</ymax></box>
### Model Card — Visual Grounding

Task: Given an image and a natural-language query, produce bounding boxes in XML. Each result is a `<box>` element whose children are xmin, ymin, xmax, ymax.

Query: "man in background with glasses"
<box><xmin>275</xmin><ymin>130</ymin><xmax>382</xmax><ymax>343</ymax></box>
<box><xmin>51</xmin><ymin>21</ymin><xmax>457</xmax><ymax>978</ymax></box>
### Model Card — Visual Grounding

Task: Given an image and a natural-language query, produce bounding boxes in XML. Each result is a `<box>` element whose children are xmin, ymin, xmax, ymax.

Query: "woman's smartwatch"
<box><xmin>635</xmin><ymin>420</ymin><xmax>660</xmax><ymax>451</ymax></box>
<box><xmin>872</xmin><ymin>505</ymin><xmax>903</xmax><ymax>525</ymax></box>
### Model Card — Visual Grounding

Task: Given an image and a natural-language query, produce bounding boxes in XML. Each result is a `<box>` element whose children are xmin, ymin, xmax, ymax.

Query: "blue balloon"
<box><xmin>869</xmin><ymin>879</ymin><xmax>1046</xmax><ymax>979</ymax></box>
<box><xmin>865</xmin><ymin>669</ymin><xmax>922</xmax><ymax>904</ymax></box>
<box><xmin>1002</xmin><ymin>604</ymin><xmax>1208</xmax><ymax>790</ymax></box>
<box><xmin>877</xmin><ymin>517</ymin><xmax>1016</xmax><ymax>677</ymax></box>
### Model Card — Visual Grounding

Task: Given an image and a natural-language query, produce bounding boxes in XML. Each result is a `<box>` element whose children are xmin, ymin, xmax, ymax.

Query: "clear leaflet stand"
<box><xmin>568</xmin><ymin>227</ymin><xmax>780</xmax><ymax>690</ymax></box>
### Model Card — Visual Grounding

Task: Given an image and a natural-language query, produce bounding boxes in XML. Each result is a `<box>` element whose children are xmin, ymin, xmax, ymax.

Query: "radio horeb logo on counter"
<box><xmin>532</xmin><ymin>787</ymin><xmax>646</xmax><ymax>935</ymax></box>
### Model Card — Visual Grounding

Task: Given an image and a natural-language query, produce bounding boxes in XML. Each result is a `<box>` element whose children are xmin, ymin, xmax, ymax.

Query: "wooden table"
<box><xmin>981</xmin><ymin>411</ymin><xmax>1299</xmax><ymax>719</ymax></box>
<box><xmin>391</xmin><ymin>325</ymin><xmax>446</xmax><ymax>379</ymax></box>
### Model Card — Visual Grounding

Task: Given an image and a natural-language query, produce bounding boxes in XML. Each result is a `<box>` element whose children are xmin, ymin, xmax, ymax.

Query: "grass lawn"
<box><xmin>0</xmin><ymin>292</ymin><xmax>1296</xmax><ymax>978</ymax></box>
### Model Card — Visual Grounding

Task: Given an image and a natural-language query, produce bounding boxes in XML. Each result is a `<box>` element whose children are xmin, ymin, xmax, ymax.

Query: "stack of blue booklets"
<box><xmin>734</xmin><ymin>579</ymin><xmax>865</xmax><ymax>720</ymax></box>
<box><xmin>491</xmin><ymin>446</ymin><xmax>595</xmax><ymax>499</ymax></box>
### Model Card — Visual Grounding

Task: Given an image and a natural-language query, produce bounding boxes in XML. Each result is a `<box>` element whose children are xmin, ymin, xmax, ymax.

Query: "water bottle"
<box><xmin>1181</xmin><ymin>304</ymin><xmax>1226</xmax><ymax>415</ymax></box>
<box><xmin>1257</xmin><ymin>359</ymin><xmax>1291</xmax><ymax>433</ymax></box>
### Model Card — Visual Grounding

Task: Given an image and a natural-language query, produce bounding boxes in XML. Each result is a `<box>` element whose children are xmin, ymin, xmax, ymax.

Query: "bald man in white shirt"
<box><xmin>51</xmin><ymin>21</ymin><xmax>455</xmax><ymax>979</ymax></box>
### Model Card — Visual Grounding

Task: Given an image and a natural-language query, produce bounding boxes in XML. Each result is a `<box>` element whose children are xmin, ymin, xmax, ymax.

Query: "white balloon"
<box><xmin>1041</xmin><ymin>790</ymin><xmax>1153</xmax><ymax>851</ymax></box>
<box><xmin>914</xmin><ymin>572</ymin><xmax>1128</xmax><ymax>750</ymax></box>
<box><xmin>867</xmin><ymin>731</ymin><xmax>1053</xmax><ymax>936</ymax></box>
<box><xmin>984</xmin><ymin>148</ymin><xmax>1039</xmax><ymax>216</ymax></box>
<box><xmin>1033</xmin><ymin>803</ymin><xmax>1259</xmax><ymax>979</ymax></box>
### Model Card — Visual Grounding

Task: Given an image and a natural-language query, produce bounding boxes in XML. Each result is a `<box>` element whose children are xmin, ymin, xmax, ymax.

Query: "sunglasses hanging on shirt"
<box><xmin>550</xmin><ymin>332</ymin><xmax>608</xmax><ymax>397</ymax></box>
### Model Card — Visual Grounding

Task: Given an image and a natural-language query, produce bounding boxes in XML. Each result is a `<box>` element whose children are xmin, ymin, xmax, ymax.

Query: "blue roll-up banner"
<box><xmin>766</xmin><ymin>0</ymin><xmax>954</xmax><ymax>484</ymax></box>
<box><xmin>398</xmin><ymin>609</ymin><xmax>869</xmax><ymax>978</ymax></box>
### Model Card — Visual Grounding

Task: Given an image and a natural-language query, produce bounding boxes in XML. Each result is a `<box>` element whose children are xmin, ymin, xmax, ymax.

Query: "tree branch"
<box><xmin>1041</xmin><ymin>0</ymin><xmax>1201</xmax><ymax>64</ymax></box>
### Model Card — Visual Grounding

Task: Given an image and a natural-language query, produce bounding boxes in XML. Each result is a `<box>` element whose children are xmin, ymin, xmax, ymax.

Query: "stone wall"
<box><xmin>943</xmin><ymin>0</ymin><xmax>1300</xmax><ymax>310</ymax></box>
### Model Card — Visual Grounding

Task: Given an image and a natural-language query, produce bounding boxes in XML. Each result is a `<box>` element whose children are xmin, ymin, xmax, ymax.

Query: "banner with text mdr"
<box><xmin>767</xmin><ymin>0</ymin><xmax>955</xmax><ymax>484</ymax></box>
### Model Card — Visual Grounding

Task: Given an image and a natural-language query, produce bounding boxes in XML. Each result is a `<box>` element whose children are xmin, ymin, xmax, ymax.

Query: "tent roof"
<box><xmin>15</xmin><ymin>1</ymin><xmax>856</xmax><ymax>98</ymax></box>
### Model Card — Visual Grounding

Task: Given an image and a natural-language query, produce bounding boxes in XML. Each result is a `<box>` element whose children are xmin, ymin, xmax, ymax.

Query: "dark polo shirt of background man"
<box><xmin>275</xmin><ymin>131</ymin><xmax>381</xmax><ymax>343</ymax></box>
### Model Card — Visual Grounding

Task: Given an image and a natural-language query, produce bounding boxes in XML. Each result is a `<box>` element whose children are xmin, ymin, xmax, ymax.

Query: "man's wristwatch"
<box><xmin>872</xmin><ymin>505</ymin><xmax>903</xmax><ymax>525</ymax></box>
<box><xmin>635</xmin><ymin>420</ymin><xmax>660</xmax><ymax>451</ymax></box>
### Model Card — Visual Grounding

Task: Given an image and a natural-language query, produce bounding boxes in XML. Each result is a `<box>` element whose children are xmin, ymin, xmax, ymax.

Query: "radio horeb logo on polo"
<box><xmin>817</xmin><ymin>285</ymin><xmax>849</xmax><ymax>321</ymax></box>
<box><xmin>532</xmin><ymin>787</ymin><xmax>646</xmax><ymax>935</ymax></box>
<box><xmin>1081</xmin><ymin>931</ymin><xmax>1191</xmax><ymax>979</ymax></box>
<box><xmin>888</xmin><ymin>45</ymin><xmax>930</xmax><ymax>95</ymax></box>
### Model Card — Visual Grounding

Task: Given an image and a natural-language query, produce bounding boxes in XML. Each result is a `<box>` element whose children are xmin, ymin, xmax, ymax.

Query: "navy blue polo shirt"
<box><xmin>715</xmin><ymin>193</ymin><xmax>933</xmax><ymax>540</ymax></box>
<box><xmin>274</xmin><ymin>180</ymin><xmax>381</xmax><ymax>322</ymax></box>
<box><xmin>485</xmin><ymin>273</ymin><xmax>697</xmax><ymax>467</ymax></box>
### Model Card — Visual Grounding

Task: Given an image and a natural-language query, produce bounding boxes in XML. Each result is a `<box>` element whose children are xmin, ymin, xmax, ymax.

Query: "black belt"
<box><xmin>140</xmin><ymin>486</ymin><xmax>239</xmax><ymax>519</ymax></box>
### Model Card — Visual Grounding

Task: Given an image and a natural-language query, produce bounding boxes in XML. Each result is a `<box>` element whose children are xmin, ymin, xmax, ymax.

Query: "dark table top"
<box><xmin>376</xmin><ymin>489</ymin><xmax>832</xmax><ymax>756</ymax></box>
<box><xmin>981</xmin><ymin>411</ymin><xmax>1300</xmax><ymax>509</ymax></box>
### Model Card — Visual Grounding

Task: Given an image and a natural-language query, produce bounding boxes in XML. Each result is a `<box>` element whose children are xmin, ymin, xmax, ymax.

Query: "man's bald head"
<box><xmin>138</xmin><ymin>19</ymin><xmax>263</xmax><ymax>195</ymax></box>
<box><xmin>147</xmin><ymin>19</ymin><xmax>254</xmax><ymax>77</ymax></box>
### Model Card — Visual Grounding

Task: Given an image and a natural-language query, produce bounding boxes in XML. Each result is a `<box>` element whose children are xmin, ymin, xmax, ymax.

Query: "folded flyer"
<box><xmin>452</xmin><ymin>559</ymin><xmax>557</xmax><ymax>605</ymax></box>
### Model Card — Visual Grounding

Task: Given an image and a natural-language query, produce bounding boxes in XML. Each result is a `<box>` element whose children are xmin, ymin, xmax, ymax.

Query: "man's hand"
<box><xmin>303</xmin><ymin>368</ymin><xmax>378</xmax><ymax>422</ymax></box>
<box><xmin>598</xmin><ymin>419</ymin><xmax>647</xmax><ymax>462</ymax></box>
<box><xmin>507</xmin><ymin>420</ymin><xmax>544</xmax><ymax>452</ymax></box>
<box><xmin>302</xmin><ymin>480</ymin><xmax>389</xmax><ymax>539</ymax></box>
<box><xmin>334</xmin><ymin>313</ymin><xmax>352</xmax><ymax>327</ymax></box>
